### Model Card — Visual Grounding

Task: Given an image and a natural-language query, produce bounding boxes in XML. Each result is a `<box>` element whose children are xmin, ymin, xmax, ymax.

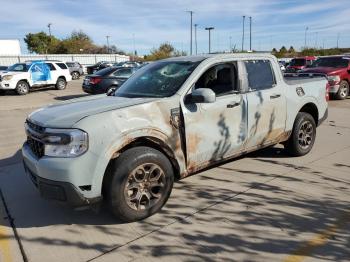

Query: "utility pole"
<box><xmin>106</xmin><ymin>35</ymin><xmax>110</xmax><ymax>54</ymax></box>
<box><xmin>242</xmin><ymin>16</ymin><xmax>245</xmax><ymax>51</ymax></box>
<box><xmin>132</xmin><ymin>33</ymin><xmax>136</xmax><ymax>56</ymax></box>
<box><xmin>315</xmin><ymin>32</ymin><xmax>318</xmax><ymax>48</ymax></box>
<box><xmin>47</xmin><ymin>23</ymin><xmax>52</xmax><ymax>37</ymax></box>
<box><xmin>249</xmin><ymin>16</ymin><xmax>252</xmax><ymax>51</ymax></box>
<box><xmin>194</xmin><ymin>24</ymin><xmax>198</xmax><ymax>55</ymax></box>
<box><xmin>187</xmin><ymin>11</ymin><xmax>194</xmax><ymax>55</ymax></box>
<box><xmin>337</xmin><ymin>33</ymin><xmax>340</xmax><ymax>48</ymax></box>
<box><xmin>205</xmin><ymin>27</ymin><xmax>214</xmax><ymax>53</ymax></box>
<box><xmin>304</xmin><ymin>26</ymin><xmax>309</xmax><ymax>48</ymax></box>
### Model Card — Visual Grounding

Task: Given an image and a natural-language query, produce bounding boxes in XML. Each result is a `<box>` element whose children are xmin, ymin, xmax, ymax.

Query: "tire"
<box><xmin>106</xmin><ymin>85</ymin><xmax>117</xmax><ymax>94</ymax></box>
<box><xmin>106</xmin><ymin>146</ymin><xmax>174</xmax><ymax>222</ymax></box>
<box><xmin>71</xmin><ymin>71</ymin><xmax>80</xmax><ymax>80</ymax></box>
<box><xmin>15</xmin><ymin>81</ymin><xmax>29</xmax><ymax>95</ymax></box>
<box><xmin>55</xmin><ymin>77</ymin><xmax>67</xmax><ymax>90</ymax></box>
<box><xmin>0</xmin><ymin>89</ymin><xmax>5</xmax><ymax>95</ymax></box>
<box><xmin>335</xmin><ymin>80</ymin><xmax>349</xmax><ymax>100</ymax></box>
<box><xmin>285</xmin><ymin>112</ymin><xmax>316</xmax><ymax>157</ymax></box>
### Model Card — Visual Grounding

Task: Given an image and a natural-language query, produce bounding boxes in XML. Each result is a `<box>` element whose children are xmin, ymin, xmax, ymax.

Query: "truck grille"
<box><xmin>27</xmin><ymin>136</ymin><xmax>45</xmax><ymax>158</ymax></box>
<box><xmin>25</xmin><ymin>120</ymin><xmax>45</xmax><ymax>158</ymax></box>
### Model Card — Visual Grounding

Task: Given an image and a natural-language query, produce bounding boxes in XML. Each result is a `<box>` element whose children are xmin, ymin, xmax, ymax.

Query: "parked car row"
<box><xmin>283</xmin><ymin>55</ymin><xmax>350</xmax><ymax>100</ymax></box>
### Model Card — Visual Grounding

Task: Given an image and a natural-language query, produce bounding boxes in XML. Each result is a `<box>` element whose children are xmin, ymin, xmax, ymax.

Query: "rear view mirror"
<box><xmin>186</xmin><ymin>88</ymin><xmax>216</xmax><ymax>104</ymax></box>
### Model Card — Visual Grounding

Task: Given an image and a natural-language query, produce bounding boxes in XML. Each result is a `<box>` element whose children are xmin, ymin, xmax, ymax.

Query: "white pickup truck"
<box><xmin>0</xmin><ymin>60</ymin><xmax>72</xmax><ymax>95</ymax></box>
<box><xmin>22</xmin><ymin>54</ymin><xmax>328</xmax><ymax>221</ymax></box>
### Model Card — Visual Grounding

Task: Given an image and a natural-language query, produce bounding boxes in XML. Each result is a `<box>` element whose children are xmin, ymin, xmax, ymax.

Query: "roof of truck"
<box><xmin>162</xmin><ymin>53</ymin><xmax>276</xmax><ymax>62</ymax></box>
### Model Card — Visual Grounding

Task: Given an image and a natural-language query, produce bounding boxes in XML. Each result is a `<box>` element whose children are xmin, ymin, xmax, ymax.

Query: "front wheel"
<box><xmin>55</xmin><ymin>77</ymin><xmax>67</xmax><ymax>90</ymax></box>
<box><xmin>16</xmin><ymin>81</ymin><xmax>29</xmax><ymax>95</ymax></box>
<box><xmin>71</xmin><ymin>71</ymin><xmax>80</xmax><ymax>80</ymax></box>
<box><xmin>335</xmin><ymin>80</ymin><xmax>349</xmax><ymax>100</ymax></box>
<box><xmin>106</xmin><ymin>147</ymin><xmax>174</xmax><ymax>222</ymax></box>
<box><xmin>285</xmin><ymin>112</ymin><xmax>316</xmax><ymax>157</ymax></box>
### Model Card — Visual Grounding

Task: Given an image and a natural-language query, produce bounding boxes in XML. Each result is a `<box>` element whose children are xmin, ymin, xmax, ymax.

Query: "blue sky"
<box><xmin>1</xmin><ymin>0</ymin><xmax>350</xmax><ymax>55</ymax></box>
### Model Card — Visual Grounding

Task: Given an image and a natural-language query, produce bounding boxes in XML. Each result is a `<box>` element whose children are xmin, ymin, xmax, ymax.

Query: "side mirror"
<box><xmin>106</xmin><ymin>87</ymin><xmax>116</xmax><ymax>96</ymax></box>
<box><xmin>186</xmin><ymin>88</ymin><xmax>216</xmax><ymax>104</ymax></box>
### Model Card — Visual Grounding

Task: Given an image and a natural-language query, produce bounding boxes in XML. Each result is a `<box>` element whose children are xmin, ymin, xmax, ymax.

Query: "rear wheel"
<box><xmin>71</xmin><ymin>71</ymin><xmax>80</xmax><ymax>80</ymax></box>
<box><xmin>106</xmin><ymin>147</ymin><xmax>174</xmax><ymax>222</ymax></box>
<box><xmin>335</xmin><ymin>80</ymin><xmax>349</xmax><ymax>100</ymax></box>
<box><xmin>55</xmin><ymin>77</ymin><xmax>67</xmax><ymax>90</ymax></box>
<box><xmin>285</xmin><ymin>112</ymin><xmax>316</xmax><ymax>156</ymax></box>
<box><xmin>15</xmin><ymin>81</ymin><xmax>29</xmax><ymax>95</ymax></box>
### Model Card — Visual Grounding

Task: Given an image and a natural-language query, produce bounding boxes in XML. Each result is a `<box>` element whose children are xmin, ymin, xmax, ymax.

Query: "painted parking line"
<box><xmin>284</xmin><ymin>210</ymin><xmax>350</xmax><ymax>262</ymax></box>
<box><xmin>0</xmin><ymin>215</ymin><xmax>12</xmax><ymax>262</ymax></box>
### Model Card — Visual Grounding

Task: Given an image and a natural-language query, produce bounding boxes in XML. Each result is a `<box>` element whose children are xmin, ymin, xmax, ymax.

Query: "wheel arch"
<box><xmin>101</xmin><ymin>136</ymin><xmax>181</xmax><ymax>198</ymax></box>
<box><xmin>298</xmin><ymin>102</ymin><xmax>319</xmax><ymax>126</ymax></box>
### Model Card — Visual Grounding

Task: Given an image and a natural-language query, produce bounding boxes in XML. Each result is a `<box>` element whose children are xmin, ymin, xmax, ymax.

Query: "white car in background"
<box><xmin>0</xmin><ymin>60</ymin><xmax>72</xmax><ymax>95</ymax></box>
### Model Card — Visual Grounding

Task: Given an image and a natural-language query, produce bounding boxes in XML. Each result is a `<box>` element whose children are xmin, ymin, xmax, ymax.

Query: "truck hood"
<box><xmin>0</xmin><ymin>71</ymin><xmax>25</xmax><ymax>76</ymax></box>
<box><xmin>300</xmin><ymin>67</ymin><xmax>345</xmax><ymax>75</ymax></box>
<box><xmin>28</xmin><ymin>95</ymin><xmax>158</xmax><ymax>128</ymax></box>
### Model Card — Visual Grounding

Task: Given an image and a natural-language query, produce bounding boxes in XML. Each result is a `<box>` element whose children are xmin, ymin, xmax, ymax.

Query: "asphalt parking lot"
<box><xmin>1</xmin><ymin>80</ymin><xmax>350</xmax><ymax>262</ymax></box>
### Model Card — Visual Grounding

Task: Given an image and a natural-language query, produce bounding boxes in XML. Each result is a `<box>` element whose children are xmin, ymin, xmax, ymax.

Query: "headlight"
<box><xmin>327</xmin><ymin>75</ymin><xmax>340</xmax><ymax>83</ymax></box>
<box><xmin>43</xmin><ymin>128</ymin><xmax>88</xmax><ymax>157</ymax></box>
<box><xmin>2</xmin><ymin>75</ymin><xmax>13</xmax><ymax>81</ymax></box>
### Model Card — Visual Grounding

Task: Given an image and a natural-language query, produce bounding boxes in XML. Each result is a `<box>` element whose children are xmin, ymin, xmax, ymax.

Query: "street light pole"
<box><xmin>337</xmin><ymin>33</ymin><xmax>340</xmax><ymax>48</ymax></box>
<box><xmin>106</xmin><ymin>35</ymin><xmax>110</xmax><ymax>54</ymax></box>
<box><xmin>242</xmin><ymin>16</ymin><xmax>245</xmax><ymax>51</ymax></box>
<box><xmin>47</xmin><ymin>23</ymin><xmax>52</xmax><ymax>37</ymax></box>
<box><xmin>205</xmin><ymin>27</ymin><xmax>214</xmax><ymax>53</ymax></box>
<box><xmin>194</xmin><ymin>24</ymin><xmax>198</xmax><ymax>55</ymax></box>
<box><xmin>187</xmin><ymin>11</ymin><xmax>194</xmax><ymax>55</ymax></box>
<box><xmin>304</xmin><ymin>27</ymin><xmax>309</xmax><ymax>48</ymax></box>
<box><xmin>249</xmin><ymin>16</ymin><xmax>252</xmax><ymax>51</ymax></box>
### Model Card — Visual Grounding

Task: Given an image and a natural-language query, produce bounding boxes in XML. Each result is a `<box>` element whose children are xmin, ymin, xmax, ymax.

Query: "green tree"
<box><xmin>24</xmin><ymin>32</ymin><xmax>60</xmax><ymax>54</ymax></box>
<box><xmin>288</xmin><ymin>46</ymin><xmax>295</xmax><ymax>53</ymax></box>
<box><xmin>145</xmin><ymin>42</ymin><xmax>184</xmax><ymax>61</ymax></box>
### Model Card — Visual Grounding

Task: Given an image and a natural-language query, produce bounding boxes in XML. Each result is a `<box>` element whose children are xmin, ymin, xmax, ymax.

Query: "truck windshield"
<box><xmin>115</xmin><ymin>60</ymin><xmax>201</xmax><ymax>98</ymax></box>
<box><xmin>289</xmin><ymin>59</ymin><xmax>306</xmax><ymax>66</ymax></box>
<box><xmin>7</xmin><ymin>63</ymin><xmax>31</xmax><ymax>72</ymax></box>
<box><xmin>311</xmin><ymin>57</ymin><xmax>349</xmax><ymax>68</ymax></box>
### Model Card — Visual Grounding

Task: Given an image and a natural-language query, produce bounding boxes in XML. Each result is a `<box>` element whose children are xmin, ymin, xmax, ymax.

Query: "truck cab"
<box><xmin>285</xmin><ymin>56</ymin><xmax>316</xmax><ymax>73</ymax></box>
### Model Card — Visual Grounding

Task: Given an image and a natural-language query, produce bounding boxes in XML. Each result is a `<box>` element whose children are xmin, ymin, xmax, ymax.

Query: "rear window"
<box><xmin>45</xmin><ymin>63</ymin><xmax>56</xmax><ymax>71</ymax></box>
<box><xmin>55</xmin><ymin>63</ymin><xmax>68</xmax><ymax>69</ymax></box>
<box><xmin>66</xmin><ymin>62</ymin><xmax>75</xmax><ymax>67</ymax></box>
<box><xmin>311</xmin><ymin>57</ymin><xmax>349</xmax><ymax>68</ymax></box>
<box><xmin>289</xmin><ymin>59</ymin><xmax>306</xmax><ymax>66</ymax></box>
<box><xmin>244</xmin><ymin>60</ymin><xmax>276</xmax><ymax>90</ymax></box>
<box><xmin>94</xmin><ymin>67</ymin><xmax>116</xmax><ymax>76</ymax></box>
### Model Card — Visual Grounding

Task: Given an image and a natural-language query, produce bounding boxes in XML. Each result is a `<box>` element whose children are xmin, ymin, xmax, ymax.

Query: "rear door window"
<box><xmin>45</xmin><ymin>63</ymin><xmax>56</xmax><ymax>71</ymax></box>
<box><xmin>56</xmin><ymin>63</ymin><xmax>68</xmax><ymax>69</ymax></box>
<box><xmin>244</xmin><ymin>60</ymin><xmax>276</xmax><ymax>91</ymax></box>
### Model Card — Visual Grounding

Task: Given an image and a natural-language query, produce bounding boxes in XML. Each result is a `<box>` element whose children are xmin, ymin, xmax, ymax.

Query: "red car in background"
<box><xmin>285</xmin><ymin>56</ymin><xmax>316</xmax><ymax>73</ymax></box>
<box><xmin>300</xmin><ymin>56</ymin><xmax>350</xmax><ymax>100</ymax></box>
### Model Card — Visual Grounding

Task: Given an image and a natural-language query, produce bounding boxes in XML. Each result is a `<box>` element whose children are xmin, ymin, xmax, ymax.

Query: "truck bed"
<box><xmin>284</xmin><ymin>74</ymin><xmax>327</xmax><ymax>85</ymax></box>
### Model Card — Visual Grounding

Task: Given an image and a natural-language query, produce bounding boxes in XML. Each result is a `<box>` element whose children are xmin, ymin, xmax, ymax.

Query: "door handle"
<box><xmin>227</xmin><ymin>102</ymin><xmax>241</xmax><ymax>108</ymax></box>
<box><xmin>270</xmin><ymin>94</ymin><xmax>281</xmax><ymax>99</ymax></box>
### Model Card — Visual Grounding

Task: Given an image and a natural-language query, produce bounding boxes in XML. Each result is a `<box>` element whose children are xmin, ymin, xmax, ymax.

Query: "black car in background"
<box><xmin>82</xmin><ymin>66</ymin><xmax>138</xmax><ymax>94</ymax></box>
<box><xmin>86</xmin><ymin>61</ymin><xmax>113</xmax><ymax>74</ymax></box>
<box><xmin>0</xmin><ymin>65</ymin><xmax>8</xmax><ymax>71</ymax></box>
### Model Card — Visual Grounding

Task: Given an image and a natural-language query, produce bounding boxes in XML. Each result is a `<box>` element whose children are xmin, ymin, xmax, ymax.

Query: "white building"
<box><xmin>0</xmin><ymin>39</ymin><xmax>21</xmax><ymax>55</ymax></box>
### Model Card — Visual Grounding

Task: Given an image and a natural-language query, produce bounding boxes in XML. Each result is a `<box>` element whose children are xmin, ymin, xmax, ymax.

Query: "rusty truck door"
<box><xmin>243</xmin><ymin>59</ymin><xmax>287</xmax><ymax>148</ymax></box>
<box><xmin>181</xmin><ymin>62</ymin><xmax>248</xmax><ymax>171</ymax></box>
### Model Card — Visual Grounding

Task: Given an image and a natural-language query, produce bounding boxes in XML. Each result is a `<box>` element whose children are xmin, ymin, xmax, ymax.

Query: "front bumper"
<box><xmin>82</xmin><ymin>84</ymin><xmax>105</xmax><ymax>94</ymax></box>
<box><xmin>22</xmin><ymin>142</ymin><xmax>102</xmax><ymax>206</ymax></box>
<box><xmin>328</xmin><ymin>84</ymin><xmax>340</xmax><ymax>94</ymax></box>
<box><xmin>23</xmin><ymin>161</ymin><xmax>99</xmax><ymax>206</ymax></box>
<box><xmin>0</xmin><ymin>80</ymin><xmax>16</xmax><ymax>90</ymax></box>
